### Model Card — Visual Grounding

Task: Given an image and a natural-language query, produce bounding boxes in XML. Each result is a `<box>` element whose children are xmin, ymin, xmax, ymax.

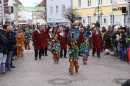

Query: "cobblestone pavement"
<box><xmin>0</xmin><ymin>48</ymin><xmax>130</xmax><ymax>86</ymax></box>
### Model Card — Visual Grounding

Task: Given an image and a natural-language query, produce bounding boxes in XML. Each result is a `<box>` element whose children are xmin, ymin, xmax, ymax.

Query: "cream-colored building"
<box><xmin>73</xmin><ymin>0</ymin><xmax>128</xmax><ymax>28</ymax></box>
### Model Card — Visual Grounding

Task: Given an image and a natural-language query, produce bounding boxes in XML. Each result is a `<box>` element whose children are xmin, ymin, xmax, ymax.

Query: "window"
<box><xmin>56</xmin><ymin>6</ymin><xmax>59</xmax><ymax>13</ymax></box>
<box><xmin>110</xmin><ymin>0</ymin><xmax>112</xmax><ymax>4</ymax></box>
<box><xmin>87</xmin><ymin>0</ymin><xmax>91</xmax><ymax>7</ymax></box>
<box><xmin>98</xmin><ymin>0</ymin><xmax>102</xmax><ymax>5</ymax></box>
<box><xmin>50</xmin><ymin>6</ymin><xmax>53</xmax><ymax>14</ymax></box>
<box><xmin>78</xmin><ymin>0</ymin><xmax>81</xmax><ymax>7</ymax></box>
<box><xmin>110</xmin><ymin>15</ymin><xmax>114</xmax><ymax>25</ymax></box>
<box><xmin>87</xmin><ymin>16</ymin><xmax>91</xmax><ymax>25</ymax></box>
<box><xmin>62</xmin><ymin>5</ymin><xmax>65</xmax><ymax>12</ymax></box>
<box><xmin>97</xmin><ymin>16</ymin><xmax>102</xmax><ymax>26</ymax></box>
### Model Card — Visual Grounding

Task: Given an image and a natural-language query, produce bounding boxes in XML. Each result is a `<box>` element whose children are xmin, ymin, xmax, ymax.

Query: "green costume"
<box><xmin>68</xmin><ymin>41</ymin><xmax>79</xmax><ymax>62</ymax></box>
<box><xmin>50</xmin><ymin>39</ymin><xmax>61</xmax><ymax>54</ymax></box>
<box><xmin>24</xmin><ymin>33</ymin><xmax>31</xmax><ymax>42</ymax></box>
<box><xmin>80</xmin><ymin>43</ymin><xmax>90</xmax><ymax>58</ymax></box>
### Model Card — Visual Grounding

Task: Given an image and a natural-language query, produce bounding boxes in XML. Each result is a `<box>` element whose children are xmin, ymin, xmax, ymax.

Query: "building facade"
<box><xmin>73</xmin><ymin>0</ymin><xmax>128</xmax><ymax>27</ymax></box>
<box><xmin>46</xmin><ymin>0</ymin><xmax>71</xmax><ymax>24</ymax></box>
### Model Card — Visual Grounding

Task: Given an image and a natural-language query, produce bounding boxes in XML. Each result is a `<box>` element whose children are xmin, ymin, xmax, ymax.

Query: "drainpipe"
<box><xmin>1</xmin><ymin>0</ymin><xmax>5</xmax><ymax>25</ymax></box>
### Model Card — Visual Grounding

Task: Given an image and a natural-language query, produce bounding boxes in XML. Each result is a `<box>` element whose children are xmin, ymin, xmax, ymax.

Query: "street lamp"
<box><xmin>93</xmin><ymin>4</ymin><xmax>103</xmax><ymax>24</ymax></box>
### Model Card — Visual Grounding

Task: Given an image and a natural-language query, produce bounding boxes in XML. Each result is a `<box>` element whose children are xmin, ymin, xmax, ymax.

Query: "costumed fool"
<box><xmin>80</xmin><ymin>36</ymin><xmax>90</xmax><ymax>65</ymax></box>
<box><xmin>16</xmin><ymin>30</ymin><xmax>24</xmax><ymax>57</ymax></box>
<box><xmin>50</xmin><ymin>34</ymin><xmax>61</xmax><ymax>64</ymax></box>
<box><xmin>68</xmin><ymin>24</ymin><xmax>80</xmax><ymax>75</ymax></box>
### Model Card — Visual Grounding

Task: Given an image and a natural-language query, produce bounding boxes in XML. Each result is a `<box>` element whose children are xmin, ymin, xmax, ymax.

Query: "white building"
<box><xmin>46</xmin><ymin>0</ymin><xmax>72</xmax><ymax>24</ymax></box>
<box><xmin>8</xmin><ymin>0</ymin><xmax>22</xmax><ymax>25</ymax></box>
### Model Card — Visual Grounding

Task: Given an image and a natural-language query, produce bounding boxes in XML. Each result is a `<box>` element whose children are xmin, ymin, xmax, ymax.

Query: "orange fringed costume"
<box><xmin>16</xmin><ymin>33</ymin><xmax>24</xmax><ymax>57</ymax></box>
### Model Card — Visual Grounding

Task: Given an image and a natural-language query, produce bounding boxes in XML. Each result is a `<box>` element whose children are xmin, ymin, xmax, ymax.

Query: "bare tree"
<box><xmin>33</xmin><ymin>11</ymin><xmax>46</xmax><ymax>21</ymax></box>
<box><xmin>62</xmin><ymin>8</ymin><xmax>79</xmax><ymax>23</ymax></box>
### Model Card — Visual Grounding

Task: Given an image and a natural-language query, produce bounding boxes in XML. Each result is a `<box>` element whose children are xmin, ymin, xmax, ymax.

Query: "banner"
<box><xmin>19</xmin><ymin>6</ymin><xmax>45</xmax><ymax>12</ymax></box>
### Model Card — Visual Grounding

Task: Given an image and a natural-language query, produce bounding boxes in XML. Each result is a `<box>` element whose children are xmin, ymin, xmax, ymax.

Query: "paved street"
<box><xmin>0</xmin><ymin>47</ymin><xmax>130</xmax><ymax>86</ymax></box>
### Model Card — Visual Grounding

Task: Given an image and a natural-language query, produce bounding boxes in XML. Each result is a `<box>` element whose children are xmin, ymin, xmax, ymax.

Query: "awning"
<box><xmin>18</xmin><ymin>6</ymin><xmax>45</xmax><ymax>12</ymax></box>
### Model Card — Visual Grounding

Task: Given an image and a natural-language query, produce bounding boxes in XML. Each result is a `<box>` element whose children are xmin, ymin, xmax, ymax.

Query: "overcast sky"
<box><xmin>20</xmin><ymin>0</ymin><xmax>42</xmax><ymax>6</ymax></box>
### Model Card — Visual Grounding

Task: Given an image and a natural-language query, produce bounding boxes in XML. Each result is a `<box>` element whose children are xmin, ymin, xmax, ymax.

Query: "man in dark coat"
<box><xmin>91</xmin><ymin>27</ymin><xmax>102</xmax><ymax>58</ymax></box>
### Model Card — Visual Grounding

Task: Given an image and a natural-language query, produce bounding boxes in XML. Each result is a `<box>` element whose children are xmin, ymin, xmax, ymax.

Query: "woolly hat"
<box><xmin>3</xmin><ymin>25</ymin><xmax>7</xmax><ymax>29</ymax></box>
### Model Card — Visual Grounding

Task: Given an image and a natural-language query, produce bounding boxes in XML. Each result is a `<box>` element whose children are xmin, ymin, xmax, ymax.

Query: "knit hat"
<box><xmin>3</xmin><ymin>25</ymin><xmax>7</xmax><ymax>29</ymax></box>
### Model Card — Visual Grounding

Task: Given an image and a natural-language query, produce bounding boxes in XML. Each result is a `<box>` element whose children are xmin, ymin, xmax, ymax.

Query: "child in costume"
<box><xmin>68</xmin><ymin>41</ymin><xmax>79</xmax><ymax>75</ymax></box>
<box><xmin>80</xmin><ymin>37</ymin><xmax>90</xmax><ymax>64</ymax></box>
<box><xmin>24</xmin><ymin>31</ymin><xmax>31</xmax><ymax>50</ymax></box>
<box><xmin>50</xmin><ymin>34</ymin><xmax>61</xmax><ymax>64</ymax></box>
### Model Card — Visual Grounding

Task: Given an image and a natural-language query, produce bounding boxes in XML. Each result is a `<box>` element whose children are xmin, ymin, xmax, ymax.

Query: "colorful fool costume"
<box><xmin>50</xmin><ymin>34</ymin><xmax>61</xmax><ymax>64</ymax></box>
<box><xmin>68</xmin><ymin>25</ymin><xmax>80</xmax><ymax>75</ymax></box>
<box><xmin>24</xmin><ymin>31</ymin><xmax>31</xmax><ymax>50</ymax></box>
<box><xmin>80</xmin><ymin>37</ymin><xmax>90</xmax><ymax>64</ymax></box>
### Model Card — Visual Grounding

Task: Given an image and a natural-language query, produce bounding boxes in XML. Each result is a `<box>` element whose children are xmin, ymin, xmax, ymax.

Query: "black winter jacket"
<box><xmin>6</xmin><ymin>34</ymin><xmax>16</xmax><ymax>51</ymax></box>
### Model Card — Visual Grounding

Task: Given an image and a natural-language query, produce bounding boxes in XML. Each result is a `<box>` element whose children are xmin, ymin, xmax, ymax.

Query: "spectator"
<box><xmin>5</xmin><ymin>29</ymin><xmax>16</xmax><ymax>71</ymax></box>
<box><xmin>95</xmin><ymin>21</ymin><xmax>100</xmax><ymax>28</ymax></box>
<box><xmin>91</xmin><ymin>27</ymin><xmax>102</xmax><ymax>58</ymax></box>
<box><xmin>0</xmin><ymin>25</ymin><xmax>8</xmax><ymax>74</ymax></box>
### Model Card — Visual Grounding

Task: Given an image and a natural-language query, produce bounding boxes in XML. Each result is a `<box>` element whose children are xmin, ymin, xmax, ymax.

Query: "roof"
<box><xmin>36</xmin><ymin>0</ymin><xmax>46</xmax><ymax>7</ymax></box>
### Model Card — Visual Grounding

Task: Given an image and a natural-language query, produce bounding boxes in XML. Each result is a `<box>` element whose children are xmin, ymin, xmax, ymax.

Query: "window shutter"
<box><xmin>11</xmin><ymin>6</ymin><xmax>13</xmax><ymax>13</ymax></box>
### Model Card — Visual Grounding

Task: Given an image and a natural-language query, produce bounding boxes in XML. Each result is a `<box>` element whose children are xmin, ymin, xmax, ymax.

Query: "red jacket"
<box><xmin>91</xmin><ymin>30</ymin><xmax>102</xmax><ymax>49</ymax></box>
<box><xmin>77</xmin><ymin>32</ymin><xmax>83</xmax><ymax>48</ymax></box>
<box><xmin>32</xmin><ymin>30</ymin><xmax>44</xmax><ymax>50</ymax></box>
<box><xmin>58</xmin><ymin>31</ymin><xmax>68</xmax><ymax>49</ymax></box>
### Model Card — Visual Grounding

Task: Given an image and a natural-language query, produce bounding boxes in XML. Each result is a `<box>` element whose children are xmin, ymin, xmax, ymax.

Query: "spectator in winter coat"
<box><xmin>103</xmin><ymin>32</ymin><xmax>111</xmax><ymax>54</ymax></box>
<box><xmin>119</xmin><ymin>34</ymin><xmax>127</xmax><ymax>60</ymax></box>
<box><xmin>5</xmin><ymin>29</ymin><xmax>16</xmax><ymax>71</ymax></box>
<box><xmin>0</xmin><ymin>25</ymin><xmax>8</xmax><ymax>74</ymax></box>
<box><xmin>0</xmin><ymin>33</ymin><xmax>6</xmax><ymax>64</ymax></box>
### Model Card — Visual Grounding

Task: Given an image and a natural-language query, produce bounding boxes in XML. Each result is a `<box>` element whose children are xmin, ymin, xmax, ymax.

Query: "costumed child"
<box><xmin>50</xmin><ymin>34</ymin><xmax>61</xmax><ymax>64</ymax></box>
<box><xmin>68</xmin><ymin>41</ymin><xmax>79</xmax><ymax>75</ymax></box>
<box><xmin>80</xmin><ymin>37</ymin><xmax>90</xmax><ymax>65</ymax></box>
<box><xmin>24</xmin><ymin>31</ymin><xmax>31</xmax><ymax>50</ymax></box>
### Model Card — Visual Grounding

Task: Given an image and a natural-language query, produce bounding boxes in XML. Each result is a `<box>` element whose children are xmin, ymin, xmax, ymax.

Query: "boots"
<box><xmin>1</xmin><ymin>63</ymin><xmax>6</xmax><ymax>74</ymax></box>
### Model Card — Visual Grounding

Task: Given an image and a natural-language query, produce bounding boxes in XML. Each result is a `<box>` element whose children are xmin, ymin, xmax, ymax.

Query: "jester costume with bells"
<box><xmin>50</xmin><ymin>34</ymin><xmax>61</xmax><ymax>64</ymax></box>
<box><xmin>80</xmin><ymin>37</ymin><xmax>90</xmax><ymax>64</ymax></box>
<box><xmin>68</xmin><ymin>27</ymin><xmax>80</xmax><ymax>75</ymax></box>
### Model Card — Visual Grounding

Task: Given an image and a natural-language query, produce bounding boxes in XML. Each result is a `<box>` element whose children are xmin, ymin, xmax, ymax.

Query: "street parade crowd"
<box><xmin>0</xmin><ymin>21</ymin><xmax>130</xmax><ymax>75</ymax></box>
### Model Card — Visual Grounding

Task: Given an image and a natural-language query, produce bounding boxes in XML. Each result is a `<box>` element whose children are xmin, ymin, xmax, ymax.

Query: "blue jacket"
<box><xmin>0</xmin><ymin>34</ymin><xmax>6</xmax><ymax>53</ymax></box>
<box><xmin>86</xmin><ymin>31</ymin><xmax>91</xmax><ymax>38</ymax></box>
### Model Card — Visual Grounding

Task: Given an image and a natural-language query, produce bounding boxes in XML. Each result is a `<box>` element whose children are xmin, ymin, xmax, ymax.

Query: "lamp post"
<box><xmin>93</xmin><ymin>2</ymin><xmax>103</xmax><ymax>25</ymax></box>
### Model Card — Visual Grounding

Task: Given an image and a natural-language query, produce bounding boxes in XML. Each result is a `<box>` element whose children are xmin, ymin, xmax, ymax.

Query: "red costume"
<box><xmin>91</xmin><ymin>30</ymin><xmax>102</xmax><ymax>49</ymax></box>
<box><xmin>58</xmin><ymin>31</ymin><xmax>68</xmax><ymax>49</ymax></box>
<box><xmin>58</xmin><ymin>30</ymin><xmax>68</xmax><ymax>58</ymax></box>
<box><xmin>32</xmin><ymin>30</ymin><xmax>44</xmax><ymax>50</ymax></box>
<box><xmin>42</xmin><ymin>28</ymin><xmax>49</xmax><ymax>48</ymax></box>
<box><xmin>77</xmin><ymin>32</ymin><xmax>83</xmax><ymax>48</ymax></box>
<box><xmin>91</xmin><ymin>29</ymin><xmax>102</xmax><ymax>58</ymax></box>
